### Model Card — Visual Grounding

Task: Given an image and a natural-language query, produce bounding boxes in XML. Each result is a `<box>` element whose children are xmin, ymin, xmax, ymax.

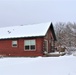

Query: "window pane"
<box><xmin>25</xmin><ymin>46</ymin><xmax>29</xmax><ymax>50</ymax></box>
<box><xmin>30</xmin><ymin>45</ymin><xmax>35</xmax><ymax>50</ymax></box>
<box><xmin>13</xmin><ymin>44</ymin><xmax>17</xmax><ymax>46</ymax></box>
<box><xmin>25</xmin><ymin>40</ymin><xmax>30</xmax><ymax>45</ymax></box>
<box><xmin>12</xmin><ymin>41</ymin><xmax>17</xmax><ymax>44</ymax></box>
<box><xmin>30</xmin><ymin>40</ymin><xmax>35</xmax><ymax>45</ymax></box>
<box><xmin>12</xmin><ymin>41</ymin><xmax>17</xmax><ymax>47</ymax></box>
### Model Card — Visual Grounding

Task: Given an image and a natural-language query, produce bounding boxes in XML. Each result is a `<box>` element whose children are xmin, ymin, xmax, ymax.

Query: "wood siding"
<box><xmin>0</xmin><ymin>38</ymin><xmax>44</xmax><ymax>56</ymax></box>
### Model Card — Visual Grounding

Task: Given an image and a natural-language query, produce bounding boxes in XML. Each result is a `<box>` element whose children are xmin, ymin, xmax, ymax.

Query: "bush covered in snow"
<box><xmin>66</xmin><ymin>47</ymin><xmax>76</xmax><ymax>55</ymax></box>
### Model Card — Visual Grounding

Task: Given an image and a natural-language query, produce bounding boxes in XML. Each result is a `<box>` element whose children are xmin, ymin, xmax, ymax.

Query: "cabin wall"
<box><xmin>44</xmin><ymin>27</ymin><xmax>55</xmax><ymax>53</ymax></box>
<box><xmin>0</xmin><ymin>37</ymin><xmax>44</xmax><ymax>57</ymax></box>
<box><xmin>0</xmin><ymin>28</ymin><xmax>55</xmax><ymax>56</ymax></box>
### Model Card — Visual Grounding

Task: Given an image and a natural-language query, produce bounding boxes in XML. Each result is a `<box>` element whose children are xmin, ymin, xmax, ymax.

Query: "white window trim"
<box><xmin>12</xmin><ymin>40</ymin><xmax>18</xmax><ymax>47</ymax></box>
<box><xmin>24</xmin><ymin>39</ymin><xmax>36</xmax><ymax>51</ymax></box>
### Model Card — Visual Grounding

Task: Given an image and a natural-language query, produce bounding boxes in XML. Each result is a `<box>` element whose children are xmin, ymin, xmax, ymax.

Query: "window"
<box><xmin>44</xmin><ymin>40</ymin><xmax>48</xmax><ymax>52</ymax></box>
<box><xmin>12</xmin><ymin>40</ymin><xmax>17</xmax><ymax>47</ymax></box>
<box><xmin>24</xmin><ymin>40</ymin><xmax>36</xmax><ymax>50</ymax></box>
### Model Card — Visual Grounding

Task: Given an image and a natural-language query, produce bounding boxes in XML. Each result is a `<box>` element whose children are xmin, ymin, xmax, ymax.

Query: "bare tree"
<box><xmin>55</xmin><ymin>22</ymin><xmax>76</xmax><ymax>47</ymax></box>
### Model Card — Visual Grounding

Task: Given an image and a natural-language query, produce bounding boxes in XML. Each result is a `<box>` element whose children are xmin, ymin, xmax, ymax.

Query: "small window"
<box><xmin>12</xmin><ymin>40</ymin><xmax>17</xmax><ymax>47</ymax></box>
<box><xmin>24</xmin><ymin>40</ymin><xmax>36</xmax><ymax>50</ymax></box>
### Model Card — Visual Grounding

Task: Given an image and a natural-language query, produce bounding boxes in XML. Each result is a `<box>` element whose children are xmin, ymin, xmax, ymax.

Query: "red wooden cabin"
<box><xmin>0</xmin><ymin>22</ymin><xmax>56</xmax><ymax>57</ymax></box>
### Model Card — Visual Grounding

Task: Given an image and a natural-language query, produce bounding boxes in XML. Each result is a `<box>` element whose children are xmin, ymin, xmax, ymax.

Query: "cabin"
<box><xmin>0</xmin><ymin>22</ymin><xmax>56</xmax><ymax>57</ymax></box>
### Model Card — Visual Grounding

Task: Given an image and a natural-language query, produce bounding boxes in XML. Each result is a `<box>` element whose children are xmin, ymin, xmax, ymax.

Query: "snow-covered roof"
<box><xmin>0</xmin><ymin>22</ymin><xmax>51</xmax><ymax>39</ymax></box>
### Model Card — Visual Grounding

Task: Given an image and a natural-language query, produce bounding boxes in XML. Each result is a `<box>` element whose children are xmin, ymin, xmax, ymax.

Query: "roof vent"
<box><xmin>8</xmin><ymin>31</ymin><xmax>11</xmax><ymax>34</ymax></box>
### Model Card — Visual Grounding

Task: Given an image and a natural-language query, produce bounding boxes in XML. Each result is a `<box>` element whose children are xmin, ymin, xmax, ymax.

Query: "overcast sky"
<box><xmin>0</xmin><ymin>0</ymin><xmax>76</xmax><ymax>27</ymax></box>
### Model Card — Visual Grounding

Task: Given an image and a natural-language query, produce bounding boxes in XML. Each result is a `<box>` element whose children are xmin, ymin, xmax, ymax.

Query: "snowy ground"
<box><xmin>0</xmin><ymin>55</ymin><xmax>76</xmax><ymax>75</ymax></box>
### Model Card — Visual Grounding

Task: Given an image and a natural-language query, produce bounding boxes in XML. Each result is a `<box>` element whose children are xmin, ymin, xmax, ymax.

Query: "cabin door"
<box><xmin>44</xmin><ymin>40</ymin><xmax>48</xmax><ymax>53</ymax></box>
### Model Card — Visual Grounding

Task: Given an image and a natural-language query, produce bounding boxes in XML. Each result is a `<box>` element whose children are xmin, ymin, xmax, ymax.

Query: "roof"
<box><xmin>0</xmin><ymin>22</ymin><xmax>56</xmax><ymax>40</ymax></box>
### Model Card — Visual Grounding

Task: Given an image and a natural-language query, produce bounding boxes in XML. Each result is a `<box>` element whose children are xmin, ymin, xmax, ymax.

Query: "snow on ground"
<box><xmin>0</xmin><ymin>55</ymin><xmax>76</xmax><ymax>75</ymax></box>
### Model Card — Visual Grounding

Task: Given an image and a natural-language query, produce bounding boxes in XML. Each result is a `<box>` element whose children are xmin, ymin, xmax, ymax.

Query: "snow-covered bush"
<box><xmin>73</xmin><ymin>52</ymin><xmax>76</xmax><ymax>56</ymax></box>
<box><xmin>66</xmin><ymin>47</ymin><xmax>76</xmax><ymax>55</ymax></box>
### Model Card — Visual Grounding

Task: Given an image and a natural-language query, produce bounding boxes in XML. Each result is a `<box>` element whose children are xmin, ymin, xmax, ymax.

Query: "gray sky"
<box><xmin>0</xmin><ymin>0</ymin><xmax>76</xmax><ymax>27</ymax></box>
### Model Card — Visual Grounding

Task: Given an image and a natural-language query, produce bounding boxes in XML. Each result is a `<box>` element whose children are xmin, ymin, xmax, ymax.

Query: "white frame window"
<box><xmin>24</xmin><ymin>40</ymin><xmax>36</xmax><ymax>51</ymax></box>
<box><xmin>44</xmin><ymin>40</ymin><xmax>48</xmax><ymax>52</ymax></box>
<box><xmin>12</xmin><ymin>40</ymin><xmax>17</xmax><ymax>47</ymax></box>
